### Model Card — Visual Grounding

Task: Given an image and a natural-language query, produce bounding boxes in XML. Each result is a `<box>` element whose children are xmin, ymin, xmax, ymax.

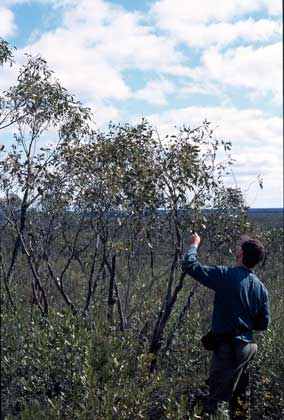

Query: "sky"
<box><xmin>0</xmin><ymin>0</ymin><xmax>283</xmax><ymax>208</ymax></box>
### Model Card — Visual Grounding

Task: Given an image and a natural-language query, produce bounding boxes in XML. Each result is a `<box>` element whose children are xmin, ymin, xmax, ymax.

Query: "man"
<box><xmin>182</xmin><ymin>233</ymin><xmax>270</xmax><ymax>419</ymax></box>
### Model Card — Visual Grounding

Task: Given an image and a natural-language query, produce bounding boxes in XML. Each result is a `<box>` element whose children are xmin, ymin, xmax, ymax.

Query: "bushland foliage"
<box><xmin>1</xmin><ymin>40</ymin><xmax>283</xmax><ymax>419</ymax></box>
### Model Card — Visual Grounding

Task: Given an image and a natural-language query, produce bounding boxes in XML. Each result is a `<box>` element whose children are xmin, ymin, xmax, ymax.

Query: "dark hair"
<box><xmin>241</xmin><ymin>239</ymin><xmax>265</xmax><ymax>268</ymax></box>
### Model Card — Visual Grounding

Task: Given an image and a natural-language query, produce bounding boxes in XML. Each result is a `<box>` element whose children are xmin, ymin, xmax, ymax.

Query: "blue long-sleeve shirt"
<box><xmin>183</xmin><ymin>246</ymin><xmax>270</xmax><ymax>342</ymax></box>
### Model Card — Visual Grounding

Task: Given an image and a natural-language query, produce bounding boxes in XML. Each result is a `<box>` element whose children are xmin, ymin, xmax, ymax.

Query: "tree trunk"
<box><xmin>107</xmin><ymin>254</ymin><xmax>116</xmax><ymax>324</ymax></box>
<box><xmin>148</xmin><ymin>270</ymin><xmax>186</xmax><ymax>372</ymax></box>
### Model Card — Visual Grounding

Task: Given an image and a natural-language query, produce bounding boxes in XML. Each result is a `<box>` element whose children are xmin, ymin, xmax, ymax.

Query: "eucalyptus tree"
<box><xmin>0</xmin><ymin>47</ymin><xmax>92</xmax><ymax>312</ymax></box>
<box><xmin>58</xmin><ymin>116</ymin><xmax>249</xmax><ymax>360</ymax></box>
<box><xmin>0</xmin><ymin>40</ymin><xmax>250</xmax><ymax>352</ymax></box>
<box><xmin>0</xmin><ymin>39</ymin><xmax>14</xmax><ymax>67</ymax></box>
<box><xmin>146</xmin><ymin>124</ymin><xmax>249</xmax><ymax>371</ymax></box>
<box><xmin>58</xmin><ymin>120</ymin><xmax>163</xmax><ymax>325</ymax></box>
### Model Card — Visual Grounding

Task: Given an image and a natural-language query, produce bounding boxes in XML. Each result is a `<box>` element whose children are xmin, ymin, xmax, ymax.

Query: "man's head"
<box><xmin>237</xmin><ymin>235</ymin><xmax>265</xmax><ymax>268</ymax></box>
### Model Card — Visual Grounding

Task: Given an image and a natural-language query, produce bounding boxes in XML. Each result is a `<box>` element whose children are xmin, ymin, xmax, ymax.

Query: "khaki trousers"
<box><xmin>209</xmin><ymin>340</ymin><xmax>257</xmax><ymax>403</ymax></box>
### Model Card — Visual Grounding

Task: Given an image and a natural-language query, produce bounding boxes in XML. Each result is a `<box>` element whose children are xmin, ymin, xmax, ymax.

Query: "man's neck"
<box><xmin>238</xmin><ymin>263</ymin><xmax>252</xmax><ymax>271</ymax></box>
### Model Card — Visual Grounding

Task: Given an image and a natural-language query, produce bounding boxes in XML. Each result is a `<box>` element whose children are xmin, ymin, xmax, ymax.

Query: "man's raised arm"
<box><xmin>182</xmin><ymin>233</ymin><xmax>226</xmax><ymax>291</ymax></box>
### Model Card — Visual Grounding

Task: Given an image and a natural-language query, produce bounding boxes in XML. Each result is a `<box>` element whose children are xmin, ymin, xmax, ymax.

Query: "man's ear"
<box><xmin>237</xmin><ymin>248</ymin><xmax>243</xmax><ymax>261</ymax></box>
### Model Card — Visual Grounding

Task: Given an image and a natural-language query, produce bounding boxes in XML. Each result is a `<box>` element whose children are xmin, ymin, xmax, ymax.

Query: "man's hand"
<box><xmin>187</xmin><ymin>232</ymin><xmax>201</xmax><ymax>248</ymax></box>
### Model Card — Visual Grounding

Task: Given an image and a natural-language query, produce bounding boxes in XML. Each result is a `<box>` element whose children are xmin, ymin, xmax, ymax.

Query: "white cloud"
<box><xmin>2</xmin><ymin>0</ymin><xmax>281</xmax><ymax>108</ymax></box>
<box><xmin>151</xmin><ymin>0</ymin><xmax>282</xmax><ymax>26</ymax></box>
<box><xmin>194</xmin><ymin>42</ymin><xmax>282</xmax><ymax>104</ymax></box>
<box><xmin>60</xmin><ymin>0</ymin><xmax>184</xmax><ymax>71</ymax></box>
<box><xmin>134</xmin><ymin>79</ymin><xmax>175</xmax><ymax>105</ymax></box>
<box><xmin>137</xmin><ymin>105</ymin><xmax>282</xmax><ymax>206</ymax></box>
<box><xmin>158</xmin><ymin>18</ymin><xmax>281</xmax><ymax>49</ymax></box>
<box><xmin>1</xmin><ymin>0</ymin><xmax>29</xmax><ymax>5</ymax></box>
<box><xmin>25</xmin><ymin>29</ymin><xmax>132</xmax><ymax>101</ymax></box>
<box><xmin>13</xmin><ymin>0</ymin><xmax>186</xmax><ymax>105</ymax></box>
<box><xmin>0</xmin><ymin>7</ymin><xmax>16</xmax><ymax>37</ymax></box>
<box><xmin>150</xmin><ymin>1</ymin><xmax>282</xmax><ymax>50</ymax></box>
<box><xmin>143</xmin><ymin>106</ymin><xmax>282</xmax><ymax>146</ymax></box>
<box><xmin>86</xmin><ymin>101</ymin><xmax>120</xmax><ymax>128</ymax></box>
<box><xmin>180</xmin><ymin>81</ymin><xmax>225</xmax><ymax>98</ymax></box>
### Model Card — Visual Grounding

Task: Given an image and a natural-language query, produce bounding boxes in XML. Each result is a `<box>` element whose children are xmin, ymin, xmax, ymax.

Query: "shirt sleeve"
<box><xmin>182</xmin><ymin>246</ymin><xmax>226</xmax><ymax>291</ymax></box>
<box><xmin>253</xmin><ymin>288</ymin><xmax>270</xmax><ymax>331</ymax></box>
